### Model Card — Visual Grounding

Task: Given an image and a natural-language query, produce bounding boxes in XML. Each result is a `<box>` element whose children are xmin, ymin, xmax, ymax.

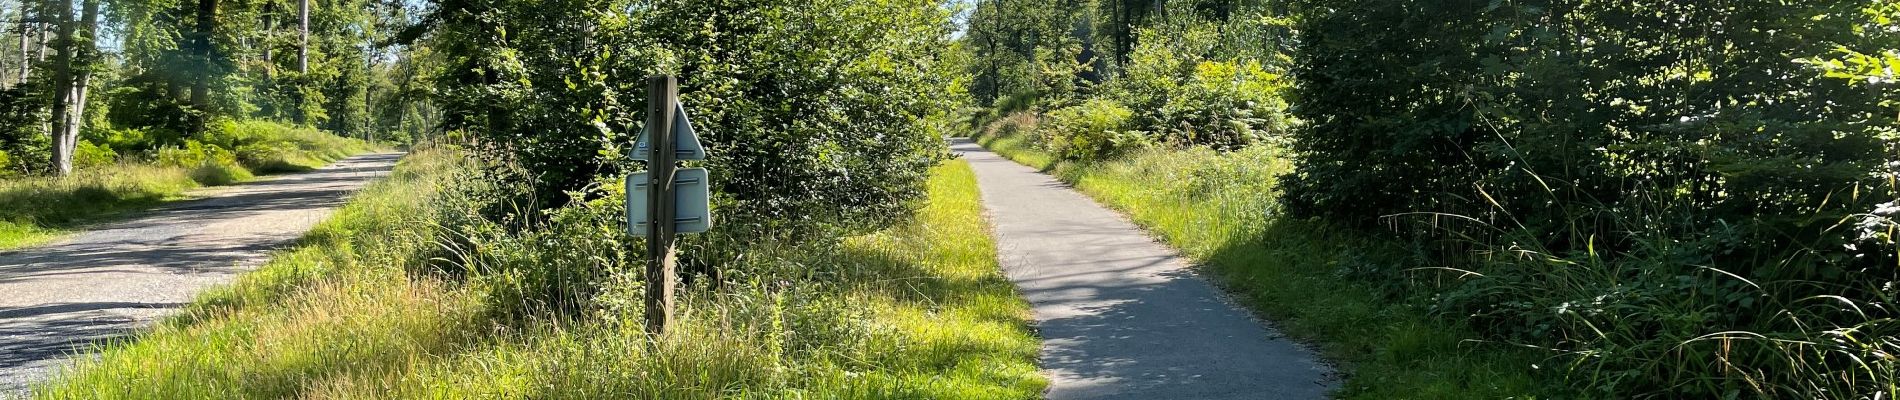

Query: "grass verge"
<box><xmin>36</xmin><ymin>157</ymin><xmax>1044</xmax><ymax>399</ymax></box>
<box><xmin>0</xmin><ymin>124</ymin><xmax>378</xmax><ymax>250</ymax></box>
<box><xmin>973</xmin><ymin>130</ymin><xmax>1558</xmax><ymax>398</ymax></box>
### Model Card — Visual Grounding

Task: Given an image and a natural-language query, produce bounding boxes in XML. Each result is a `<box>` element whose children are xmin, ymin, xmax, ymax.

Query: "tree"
<box><xmin>297</xmin><ymin>0</ymin><xmax>306</xmax><ymax>73</ymax></box>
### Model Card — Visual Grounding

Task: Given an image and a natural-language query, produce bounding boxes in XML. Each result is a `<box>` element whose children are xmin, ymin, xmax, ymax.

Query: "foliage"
<box><xmin>1041</xmin><ymin>99</ymin><xmax>1144</xmax><ymax>160</ymax></box>
<box><xmin>963</xmin><ymin>0</ymin><xmax>1294</xmax><ymax>153</ymax></box>
<box><xmin>72</xmin><ymin>141</ymin><xmax>116</xmax><ymax>169</ymax></box>
<box><xmin>104</xmin><ymin>0</ymin><xmax>392</xmax><ymax>136</ymax></box>
<box><xmin>36</xmin><ymin>155</ymin><xmax>1045</xmax><ymax>399</ymax></box>
<box><xmin>1280</xmin><ymin>0</ymin><xmax>1900</xmax><ymax>396</ymax></box>
<box><xmin>1149</xmin><ymin>59</ymin><xmax>1287</xmax><ymax>149</ymax></box>
<box><xmin>961</xmin><ymin>0</ymin><xmax>1090</xmax><ymax>105</ymax></box>
<box><xmin>0</xmin><ymin>86</ymin><xmax>49</xmax><ymax>176</ymax></box>
<box><xmin>962</xmin><ymin>0</ymin><xmax>1900</xmax><ymax>396</ymax></box>
<box><xmin>434</xmin><ymin>0</ymin><xmax>957</xmax><ymax>239</ymax></box>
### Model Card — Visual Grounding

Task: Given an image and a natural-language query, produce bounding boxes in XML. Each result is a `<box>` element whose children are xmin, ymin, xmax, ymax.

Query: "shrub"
<box><xmin>983</xmin><ymin>111</ymin><xmax>1040</xmax><ymax>140</ymax></box>
<box><xmin>1043</xmin><ymin>98</ymin><xmax>1144</xmax><ymax>161</ymax></box>
<box><xmin>234</xmin><ymin>142</ymin><xmax>296</xmax><ymax>170</ymax></box>
<box><xmin>0</xmin><ymin>86</ymin><xmax>46</xmax><ymax>176</ymax></box>
<box><xmin>1103</xmin><ymin>25</ymin><xmax>1290</xmax><ymax>150</ymax></box>
<box><xmin>198</xmin><ymin>119</ymin><xmax>371</xmax><ymax>173</ymax></box>
<box><xmin>1155</xmin><ymin>60</ymin><xmax>1288</xmax><ymax>150</ymax></box>
<box><xmin>85</xmin><ymin>126</ymin><xmax>173</xmax><ymax>153</ymax></box>
<box><xmin>158</xmin><ymin>141</ymin><xmax>253</xmax><ymax>186</ymax></box>
<box><xmin>73</xmin><ymin>141</ymin><xmax>117</xmax><ymax>169</ymax></box>
<box><xmin>992</xmin><ymin>91</ymin><xmax>1041</xmax><ymax>115</ymax></box>
<box><xmin>1283</xmin><ymin>1</ymin><xmax>1899</xmax><ymax>396</ymax></box>
<box><xmin>436</xmin><ymin>0</ymin><xmax>957</xmax><ymax>240</ymax></box>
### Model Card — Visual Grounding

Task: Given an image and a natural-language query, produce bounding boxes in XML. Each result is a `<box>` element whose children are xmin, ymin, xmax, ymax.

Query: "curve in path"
<box><xmin>0</xmin><ymin>153</ymin><xmax>404</xmax><ymax>397</ymax></box>
<box><xmin>952</xmin><ymin>138</ymin><xmax>1335</xmax><ymax>399</ymax></box>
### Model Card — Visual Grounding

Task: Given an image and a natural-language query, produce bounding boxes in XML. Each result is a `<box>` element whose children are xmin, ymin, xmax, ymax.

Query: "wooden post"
<box><xmin>643</xmin><ymin>75</ymin><xmax>679</xmax><ymax>335</ymax></box>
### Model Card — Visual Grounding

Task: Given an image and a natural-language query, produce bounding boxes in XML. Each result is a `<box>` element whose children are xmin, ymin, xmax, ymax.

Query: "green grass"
<box><xmin>0</xmin><ymin>124</ymin><xmax>379</xmax><ymax>251</ymax></box>
<box><xmin>37</xmin><ymin>158</ymin><xmax>1044</xmax><ymax>399</ymax></box>
<box><xmin>0</xmin><ymin>164</ymin><xmax>200</xmax><ymax>249</ymax></box>
<box><xmin>973</xmin><ymin>127</ymin><xmax>1558</xmax><ymax>398</ymax></box>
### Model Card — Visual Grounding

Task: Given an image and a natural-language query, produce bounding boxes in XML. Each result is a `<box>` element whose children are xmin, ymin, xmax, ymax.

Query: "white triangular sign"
<box><xmin>632</xmin><ymin>101</ymin><xmax>706</xmax><ymax>161</ymax></box>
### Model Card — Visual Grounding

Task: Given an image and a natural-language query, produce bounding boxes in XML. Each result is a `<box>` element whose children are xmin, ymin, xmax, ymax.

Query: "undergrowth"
<box><xmin>36</xmin><ymin>157</ymin><xmax>1043</xmax><ymax>399</ymax></box>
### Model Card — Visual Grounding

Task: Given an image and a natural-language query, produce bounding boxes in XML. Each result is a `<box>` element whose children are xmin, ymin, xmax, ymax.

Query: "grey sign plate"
<box><xmin>627</xmin><ymin>168</ymin><xmax>712</xmax><ymax>235</ymax></box>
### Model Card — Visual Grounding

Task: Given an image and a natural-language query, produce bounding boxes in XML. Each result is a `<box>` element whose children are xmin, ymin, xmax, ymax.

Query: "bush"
<box><xmin>73</xmin><ymin>141</ymin><xmax>117</xmax><ymax>169</ymax></box>
<box><xmin>1101</xmin><ymin>25</ymin><xmax>1290</xmax><ymax>150</ymax></box>
<box><xmin>1155</xmin><ymin>60</ymin><xmax>1288</xmax><ymax>150</ymax></box>
<box><xmin>1043</xmin><ymin>98</ymin><xmax>1144</xmax><ymax>161</ymax></box>
<box><xmin>1283</xmin><ymin>0</ymin><xmax>1900</xmax><ymax>396</ymax></box>
<box><xmin>158</xmin><ymin>141</ymin><xmax>253</xmax><ymax>186</ymax></box>
<box><xmin>436</xmin><ymin>0</ymin><xmax>957</xmax><ymax>240</ymax></box>
<box><xmin>0</xmin><ymin>86</ymin><xmax>47</xmax><ymax>176</ymax></box>
<box><xmin>992</xmin><ymin>91</ymin><xmax>1041</xmax><ymax>115</ymax></box>
<box><xmin>85</xmin><ymin>126</ymin><xmax>174</xmax><ymax>153</ymax></box>
<box><xmin>198</xmin><ymin>119</ymin><xmax>371</xmax><ymax>173</ymax></box>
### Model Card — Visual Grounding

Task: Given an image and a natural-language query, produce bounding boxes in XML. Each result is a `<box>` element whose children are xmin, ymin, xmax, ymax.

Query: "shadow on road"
<box><xmin>0</xmin><ymin>152</ymin><xmax>403</xmax><ymax>396</ymax></box>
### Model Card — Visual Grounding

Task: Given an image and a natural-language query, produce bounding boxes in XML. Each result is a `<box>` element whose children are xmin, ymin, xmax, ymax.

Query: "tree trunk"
<box><xmin>297</xmin><ymin>0</ymin><xmax>306</xmax><ymax>73</ymax></box>
<box><xmin>51</xmin><ymin>0</ymin><xmax>96</xmax><ymax>175</ymax></box>
<box><xmin>261</xmin><ymin>2</ymin><xmax>271</xmax><ymax>73</ymax></box>
<box><xmin>16</xmin><ymin>1</ymin><xmax>28</xmax><ymax>86</ymax></box>
<box><xmin>34</xmin><ymin>16</ymin><xmax>44</xmax><ymax>63</ymax></box>
<box><xmin>47</xmin><ymin>0</ymin><xmax>73</xmax><ymax>176</ymax></box>
<box><xmin>190</xmin><ymin>0</ymin><xmax>214</xmax><ymax>124</ymax></box>
<box><xmin>63</xmin><ymin>0</ymin><xmax>96</xmax><ymax>163</ymax></box>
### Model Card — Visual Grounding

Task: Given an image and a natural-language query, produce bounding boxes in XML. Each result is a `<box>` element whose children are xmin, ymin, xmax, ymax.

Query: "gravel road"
<box><xmin>0</xmin><ymin>153</ymin><xmax>403</xmax><ymax>398</ymax></box>
<box><xmin>952</xmin><ymin>138</ymin><xmax>1335</xmax><ymax>399</ymax></box>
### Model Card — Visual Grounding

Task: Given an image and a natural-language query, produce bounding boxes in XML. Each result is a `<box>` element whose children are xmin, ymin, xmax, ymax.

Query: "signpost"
<box><xmin>629</xmin><ymin>75</ymin><xmax>711</xmax><ymax>335</ymax></box>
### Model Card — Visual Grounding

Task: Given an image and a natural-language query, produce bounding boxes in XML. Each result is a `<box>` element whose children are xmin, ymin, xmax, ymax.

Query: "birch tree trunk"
<box><xmin>56</xmin><ymin>0</ymin><xmax>97</xmax><ymax>174</ymax></box>
<box><xmin>262</xmin><ymin>2</ymin><xmax>271</xmax><ymax>73</ymax></box>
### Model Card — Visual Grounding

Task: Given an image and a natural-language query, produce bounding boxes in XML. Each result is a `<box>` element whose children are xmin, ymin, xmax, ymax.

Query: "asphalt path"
<box><xmin>952</xmin><ymin>138</ymin><xmax>1335</xmax><ymax>399</ymax></box>
<box><xmin>0</xmin><ymin>153</ymin><xmax>402</xmax><ymax>398</ymax></box>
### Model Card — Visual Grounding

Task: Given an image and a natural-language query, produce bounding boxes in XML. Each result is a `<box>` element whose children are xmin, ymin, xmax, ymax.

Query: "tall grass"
<box><xmin>0</xmin><ymin>121</ymin><xmax>377</xmax><ymax>250</ymax></box>
<box><xmin>0</xmin><ymin>164</ymin><xmax>198</xmax><ymax>248</ymax></box>
<box><xmin>1428</xmin><ymin>168</ymin><xmax>1900</xmax><ymax>397</ymax></box>
<box><xmin>36</xmin><ymin>158</ymin><xmax>1044</xmax><ymax>399</ymax></box>
<box><xmin>976</xmin><ymin>109</ymin><xmax>1900</xmax><ymax>397</ymax></box>
<box><xmin>34</xmin><ymin>148</ymin><xmax>475</xmax><ymax>399</ymax></box>
<box><xmin>972</xmin><ymin>115</ymin><xmax>1553</xmax><ymax>399</ymax></box>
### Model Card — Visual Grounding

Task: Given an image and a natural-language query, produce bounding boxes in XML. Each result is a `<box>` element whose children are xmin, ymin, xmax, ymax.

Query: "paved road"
<box><xmin>952</xmin><ymin>138</ymin><xmax>1335</xmax><ymax>399</ymax></box>
<box><xmin>0</xmin><ymin>153</ymin><xmax>402</xmax><ymax>397</ymax></box>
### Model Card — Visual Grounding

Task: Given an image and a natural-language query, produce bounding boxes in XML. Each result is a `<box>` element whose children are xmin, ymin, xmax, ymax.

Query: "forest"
<box><xmin>0</xmin><ymin>0</ymin><xmax>1892</xmax><ymax>398</ymax></box>
<box><xmin>0</xmin><ymin>0</ymin><xmax>428</xmax><ymax>174</ymax></box>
